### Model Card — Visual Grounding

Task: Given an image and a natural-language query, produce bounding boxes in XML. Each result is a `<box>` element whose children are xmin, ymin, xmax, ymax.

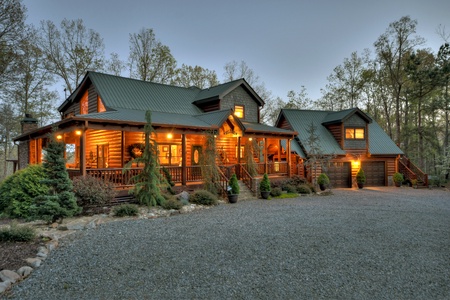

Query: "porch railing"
<box><xmin>398</xmin><ymin>157</ymin><xmax>428</xmax><ymax>186</ymax></box>
<box><xmin>245</xmin><ymin>162</ymin><xmax>289</xmax><ymax>176</ymax></box>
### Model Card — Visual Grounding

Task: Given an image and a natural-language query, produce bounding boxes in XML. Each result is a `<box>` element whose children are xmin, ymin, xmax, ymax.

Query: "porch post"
<box><xmin>287</xmin><ymin>138</ymin><xmax>291</xmax><ymax>177</ymax></box>
<box><xmin>182</xmin><ymin>133</ymin><xmax>187</xmax><ymax>185</ymax></box>
<box><xmin>264</xmin><ymin>138</ymin><xmax>268</xmax><ymax>174</ymax></box>
<box><xmin>237</xmin><ymin>137</ymin><xmax>241</xmax><ymax>164</ymax></box>
<box><xmin>80</xmin><ymin>130</ymin><xmax>86</xmax><ymax>176</ymax></box>
<box><xmin>121</xmin><ymin>131</ymin><xmax>125</xmax><ymax>167</ymax></box>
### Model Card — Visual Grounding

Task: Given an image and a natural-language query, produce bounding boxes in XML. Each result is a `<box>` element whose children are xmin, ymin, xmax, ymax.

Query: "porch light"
<box><xmin>167</xmin><ymin>133</ymin><xmax>173</xmax><ymax>139</ymax></box>
<box><xmin>352</xmin><ymin>160</ymin><xmax>360</xmax><ymax>168</ymax></box>
<box><xmin>75</xmin><ymin>130</ymin><xmax>82</xmax><ymax>136</ymax></box>
<box><xmin>56</xmin><ymin>134</ymin><xmax>63</xmax><ymax>140</ymax></box>
<box><xmin>249</xmin><ymin>138</ymin><xmax>252</xmax><ymax>141</ymax></box>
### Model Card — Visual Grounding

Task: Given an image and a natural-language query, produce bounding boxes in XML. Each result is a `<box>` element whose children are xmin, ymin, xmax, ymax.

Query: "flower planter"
<box><xmin>319</xmin><ymin>184</ymin><xmax>326</xmax><ymax>191</ymax></box>
<box><xmin>260</xmin><ymin>191</ymin><xmax>270</xmax><ymax>199</ymax></box>
<box><xmin>228</xmin><ymin>194</ymin><xmax>238</xmax><ymax>203</ymax></box>
<box><xmin>357</xmin><ymin>182</ymin><xmax>364</xmax><ymax>189</ymax></box>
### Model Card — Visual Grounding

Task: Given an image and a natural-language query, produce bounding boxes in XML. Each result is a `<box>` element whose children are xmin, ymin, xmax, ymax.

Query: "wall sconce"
<box><xmin>249</xmin><ymin>138</ymin><xmax>253</xmax><ymax>141</ymax></box>
<box><xmin>75</xmin><ymin>130</ymin><xmax>82</xmax><ymax>136</ymax></box>
<box><xmin>167</xmin><ymin>133</ymin><xmax>173</xmax><ymax>139</ymax></box>
<box><xmin>56</xmin><ymin>134</ymin><xmax>63</xmax><ymax>140</ymax></box>
<box><xmin>351</xmin><ymin>160</ymin><xmax>360</xmax><ymax>169</ymax></box>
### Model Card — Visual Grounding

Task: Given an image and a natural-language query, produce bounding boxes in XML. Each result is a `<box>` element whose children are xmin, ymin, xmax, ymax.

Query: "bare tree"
<box><xmin>172</xmin><ymin>64</ymin><xmax>219</xmax><ymax>88</ymax></box>
<box><xmin>128</xmin><ymin>28</ymin><xmax>176</xmax><ymax>83</ymax></box>
<box><xmin>39</xmin><ymin>18</ymin><xmax>105</xmax><ymax>94</ymax></box>
<box><xmin>106</xmin><ymin>52</ymin><xmax>125</xmax><ymax>76</ymax></box>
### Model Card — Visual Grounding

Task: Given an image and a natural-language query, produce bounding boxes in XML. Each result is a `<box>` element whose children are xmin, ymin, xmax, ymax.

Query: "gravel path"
<box><xmin>7</xmin><ymin>187</ymin><xmax>450</xmax><ymax>299</ymax></box>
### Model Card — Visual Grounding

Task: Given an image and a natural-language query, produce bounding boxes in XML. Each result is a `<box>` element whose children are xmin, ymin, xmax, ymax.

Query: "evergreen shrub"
<box><xmin>189</xmin><ymin>190</ymin><xmax>218</xmax><ymax>206</ymax></box>
<box><xmin>161</xmin><ymin>197</ymin><xmax>183</xmax><ymax>210</ymax></box>
<box><xmin>113</xmin><ymin>204</ymin><xmax>139</xmax><ymax>217</ymax></box>
<box><xmin>284</xmin><ymin>184</ymin><xmax>297</xmax><ymax>194</ymax></box>
<box><xmin>0</xmin><ymin>165</ymin><xmax>48</xmax><ymax>218</ymax></box>
<box><xmin>0</xmin><ymin>223</ymin><xmax>36</xmax><ymax>242</ymax></box>
<box><xmin>297</xmin><ymin>184</ymin><xmax>312</xmax><ymax>194</ymax></box>
<box><xmin>270</xmin><ymin>187</ymin><xmax>283</xmax><ymax>197</ymax></box>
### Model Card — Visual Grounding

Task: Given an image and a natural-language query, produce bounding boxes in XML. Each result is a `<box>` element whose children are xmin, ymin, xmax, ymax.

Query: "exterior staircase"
<box><xmin>398</xmin><ymin>157</ymin><xmax>428</xmax><ymax>188</ymax></box>
<box><xmin>238</xmin><ymin>180</ymin><xmax>257</xmax><ymax>200</ymax></box>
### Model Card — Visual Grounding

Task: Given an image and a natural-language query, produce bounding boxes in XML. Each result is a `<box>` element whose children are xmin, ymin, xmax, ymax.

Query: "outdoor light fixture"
<box><xmin>167</xmin><ymin>133</ymin><xmax>173</xmax><ymax>139</ymax></box>
<box><xmin>352</xmin><ymin>160</ymin><xmax>360</xmax><ymax>168</ymax></box>
<box><xmin>56</xmin><ymin>134</ymin><xmax>63</xmax><ymax>140</ymax></box>
<box><xmin>249</xmin><ymin>138</ymin><xmax>253</xmax><ymax>141</ymax></box>
<box><xmin>75</xmin><ymin>130</ymin><xmax>82</xmax><ymax>136</ymax></box>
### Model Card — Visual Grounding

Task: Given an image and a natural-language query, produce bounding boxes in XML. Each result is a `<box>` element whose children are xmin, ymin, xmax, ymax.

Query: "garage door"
<box><xmin>361</xmin><ymin>161</ymin><xmax>385</xmax><ymax>186</ymax></box>
<box><xmin>326</xmin><ymin>162</ymin><xmax>351</xmax><ymax>188</ymax></box>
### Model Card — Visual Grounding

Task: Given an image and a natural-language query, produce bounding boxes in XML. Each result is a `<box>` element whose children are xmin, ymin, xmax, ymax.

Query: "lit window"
<box><xmin>345</xmin><ymin>128</ymin><xmax>365</xmax><ymax>139</ymax></box>
<box><xmin>234</xmin><ymin>105</ymin><xmax>244</xmax><ymax>118</ymax></box>
<box><xmin>98</xmin><ymin>96</ymin><xmax>106</xmax><ymax>112</ymax></box>
<box><xmin>80</xmin><ymin>91</ymin><xmax>88</xmax><ymax>114</ymax></box>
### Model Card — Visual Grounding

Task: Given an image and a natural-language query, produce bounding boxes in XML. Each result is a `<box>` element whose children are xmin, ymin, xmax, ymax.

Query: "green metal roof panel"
<box><xmin>194</xmin><ymin>109</ymin><xmax>231</xmax><ymax>127</ymax></box>
<box><xmin>80</xmin><ymin>109</ymin><xmax>212</xmax><ymax>128</ymax></box>
<box><xmin>281</xmin><ymin>139</ymin><xmax>306</xmax><ymax>158</ymax></box>
<box><xmin>281</xmin><ymin>109</ymin><xmax>346</xmax><ymax>155</ymax></box>
<box><xmin>241</xmin><ymin>121</ymin><xmax>296</xmax><ymax>135</ymax></box>
<box><xmin>368</xmin><ymin>121</ymin><xmax>403</xmax><ymax>155</ymax></box>
<box><xmin>88</xmin><ymin>72</ymin><xmax>202</xmax><ymax>115</ymax></box>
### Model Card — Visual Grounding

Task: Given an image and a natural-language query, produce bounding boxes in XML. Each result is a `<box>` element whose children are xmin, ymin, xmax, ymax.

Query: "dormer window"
<box><xmin>345</xmin><ymin>128</ymin><xmax>365</xmax><ymax>139</ymax></box>
<box><xmin>234</xmin><ymin>105</ymin><xmax>244</xmax><ymax>119</ymax></box>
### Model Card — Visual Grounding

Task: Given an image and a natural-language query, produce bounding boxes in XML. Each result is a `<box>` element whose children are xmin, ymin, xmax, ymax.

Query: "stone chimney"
<box><xmin>21</xmin><ymin>113</ymin><xmax>38</xmax><ymax>134</ymax></box>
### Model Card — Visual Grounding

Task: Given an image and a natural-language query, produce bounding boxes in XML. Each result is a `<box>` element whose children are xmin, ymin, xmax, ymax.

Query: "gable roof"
<box><xmin>277</xmin><ymin>108</ymin><xmax>403</xmax><ymax>156</ymax></box>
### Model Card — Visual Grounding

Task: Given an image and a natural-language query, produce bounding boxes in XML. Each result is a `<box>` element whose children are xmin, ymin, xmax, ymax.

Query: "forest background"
<box><xmin>1</xmin><ymin>0</ymin><xmax>449</xmax><ymax>181</ymax></box>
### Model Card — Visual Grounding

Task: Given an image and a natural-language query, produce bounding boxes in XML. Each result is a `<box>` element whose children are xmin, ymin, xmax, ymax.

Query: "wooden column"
<box><xmin>264</xmin><ymin>138</ymin><xmax>268</xmax><ymax>174</ymax></box>
<box><xmin>182</xmin><ymin>133</ymin><xmax>187</xmax><ymax>186</ymax></box>
<box><xmin>287</xmin><ymin>138</ymin><xmax>291</xmax><ymax>177</ymax></box>
<box><xmin>121</xmin><ymin>131</ymin><xmax>125</xmax><ymax>167</ymax></box>
<box><xmin>80</xmin><ymin>129</ymin><xmax>86</xmax><ymax>176</ymax></box>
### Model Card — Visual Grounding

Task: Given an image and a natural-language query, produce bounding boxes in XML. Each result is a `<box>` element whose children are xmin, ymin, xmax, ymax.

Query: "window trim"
<box><xmin>345</xmin><ymin>127</ymin><xmax>365</xmax><ymax>140</ymax></box>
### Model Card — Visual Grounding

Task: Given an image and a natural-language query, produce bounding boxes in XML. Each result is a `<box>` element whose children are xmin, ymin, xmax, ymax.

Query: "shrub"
<box><xmin>393</xmin><ymin>172</ymin><xmax>404</xmax><ymax>184</ymax></box>
<box><xmin>0</xmin><ymin>223</ymin><xmax>36</xmax><ymax>242</ymax></box>
<box><xmin>72</xmin><ymin>175</ymin><xmax>116</xmax><ymax>208</ymax></box>
<box><xmin>113</xmin><ymin>204</ymin><xmax>139</xmax><ymax>217</ymax></box>
<box><xmin>189</xmin><ymin>190</ymin><xmax>218</xmax><ymax>206</ymax></box>
<box><xmin>286</xmin><ymin>175</ymin><xmax>308</xmax><ymax>187</ymax></box>
<box><xmin>284</xmin><ymin>184</ymin><xmax>297</xmax><ymax>194</ymax></box>
<box><xmin>297</xmin><ymin>184</ymin><xmax>312</xmax><ymax>194</ymax></box>
<box><xmin>228</xmin><ymin>174</ymin><xmax>240</xmax><ymax>195</ymax></box>
<box><xmin>0</xmin><ymin>165</ymin><xmax>48</xmax><ymax>218</ymax></box>
<box><xmin>317</xmin><ymin>173</ymin><xmax>330</xmax><ymax>186</ymax></box>
<box><xmin>356</xmin><ymin>169</ymin><xmax>366</xmax><ymax>184</ymax></box>
<box><xmin>161</xmin><ymin>197</ymin><xmax>183</xmax><ymax>210</ymax></box>
<box><xmin>270</xmin><ymin>187</ymin><xmax>283</xmax><ymax>197</ymax></box>
<box><xmin>259</xmin><ymin>173</ymin><xmax>271</xmax><ymax>192</ymax></box>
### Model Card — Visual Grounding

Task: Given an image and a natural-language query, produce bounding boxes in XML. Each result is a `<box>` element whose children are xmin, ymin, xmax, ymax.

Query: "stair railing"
<box><xmin>399</xmin><ymin>156</ymin><xmax>428</xmax><ymax>186</ymax></box>
<box><xmin>217</xmin><ymin>167</ymin><xmax>229</xmax><ymax>197</ymax></box>
<box><xmin>239</xmin><ymin>164</ymin><xmax>256</xmax><ymax>193</ymax></box>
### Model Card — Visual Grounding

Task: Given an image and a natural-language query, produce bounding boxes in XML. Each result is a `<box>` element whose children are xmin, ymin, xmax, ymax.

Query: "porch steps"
<box><xmin>238</xmin><ymin>180</ymin><xmax>257</xmax><ymax>200</ymax></box>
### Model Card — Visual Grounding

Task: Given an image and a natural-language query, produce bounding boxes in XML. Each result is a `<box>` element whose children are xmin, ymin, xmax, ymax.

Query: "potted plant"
<box><xmin>317</xmin><ymin>173</ymin><xmax>330</xmax><ymax>191</ymax></box>
<box><xmin>259</xmin><ymin>173</ymin><xmax>271</xmax><ymax>199</ymax></box>
<box><xmin>393</xmin><ymin>172</ymin><xmax>403</xmax><ymax>187</ymax></box>
<box><xmin>356</xmin><ymin>169</ymin><xmax>366</xmax><ymax>189</ymax></box>
<box><xmin>227</xmin><ymin>173</ymin><xmax>239</xmax><ymax>203</ymax></box>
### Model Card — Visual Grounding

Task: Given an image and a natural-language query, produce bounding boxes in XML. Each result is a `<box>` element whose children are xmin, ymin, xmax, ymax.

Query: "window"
<box><xmin>234</xmin><ymin>105</ymin><xmax>244</xmax><ymax>118</ymax></box>
<box><xmin>345</xmin><ymin>128</ymin><xmax>365</xmax><ymax>139</ymax></box>
<box><xmin>158</xmin><ymin>144</ymin><xmax>181</xmax><ymax>166</ymax></box>
<box><xmin>80</xmin><ymin>91</ymin><xmax>88</xmax><ymax>114</ymax></box>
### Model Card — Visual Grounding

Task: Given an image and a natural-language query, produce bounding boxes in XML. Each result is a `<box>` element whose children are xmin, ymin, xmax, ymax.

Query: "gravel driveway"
<box><xmin>7</xmin><ymin>187</ymin><xmax>450</xmax><ymax>299</ymax></box>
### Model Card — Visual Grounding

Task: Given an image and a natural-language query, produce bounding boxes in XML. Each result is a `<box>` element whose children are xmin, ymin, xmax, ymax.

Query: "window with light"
<box><xmin>345</xmin><ymin>128</ymin><xmax>365</xmax><ymax>139</ymax></box>
<box><xmin>234</xmin><ymin>105</ymin><xmax>244</xmax><ymax>118</ymax></box>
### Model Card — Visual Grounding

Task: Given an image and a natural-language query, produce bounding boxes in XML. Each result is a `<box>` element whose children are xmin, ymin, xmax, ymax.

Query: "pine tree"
<box><xmin>33</xmin><ymin>131</ymin><xmax>80</xmax><ymax>222</ymax></box>
<box><xmin>201</xmin><ymin>131</ymin><xmax>221</xmax><ymax>195</ymax></box>
<box><xmin>124</xmin><ymin>111</ymin><xmax>166</xmax><ymax>206</ymax></box>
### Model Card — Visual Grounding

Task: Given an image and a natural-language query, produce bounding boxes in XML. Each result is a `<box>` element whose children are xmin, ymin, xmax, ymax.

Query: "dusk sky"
<box><xmin>22</xmin><ymin>0</ymin><xmax>450</xmax><ymax>102</ymax></box>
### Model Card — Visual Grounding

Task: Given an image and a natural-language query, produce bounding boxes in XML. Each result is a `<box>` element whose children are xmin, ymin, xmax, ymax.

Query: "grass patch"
<box><xmin>273</xmin><ymin>193</ymin><xmax>299</xmax><ymax>199</ymax></box>
<box><xmin>0</xmin><ymin>223</ymin><xmax>36</xmax><ymax>242</ymax></box>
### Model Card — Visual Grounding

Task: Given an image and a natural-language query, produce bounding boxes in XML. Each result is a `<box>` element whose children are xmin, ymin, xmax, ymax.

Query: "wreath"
<box><xmin>128</xmin><ymin>143</ymin><xmax>145</xmax><ymax>159</ymax></box>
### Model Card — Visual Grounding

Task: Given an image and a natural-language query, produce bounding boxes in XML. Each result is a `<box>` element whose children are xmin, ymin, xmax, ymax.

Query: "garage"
<box><xmin>361</xmin><ymin>161</ymin><xmax>386</xmax><ymax>186</ymax></box>
<box><xmin>326</xmin><ymin>162</ymin><xmax>351</xmax><ymax>188</ymax></box>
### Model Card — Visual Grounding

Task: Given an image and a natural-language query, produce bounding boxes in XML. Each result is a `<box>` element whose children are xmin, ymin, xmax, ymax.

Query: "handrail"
<box><xmin>239</xmin><ymin>164</ymin><xmax>255</xmax><ymax>193</ymax></box>
<box><xmin>217</xmin><ymin>167</ymin><xmax>229</xmax><ymax>197</ymax></box>
<box><xmin>399</xmin><ymin>157</ymin><xmax>428</xmax><ymax>186</ymax></box>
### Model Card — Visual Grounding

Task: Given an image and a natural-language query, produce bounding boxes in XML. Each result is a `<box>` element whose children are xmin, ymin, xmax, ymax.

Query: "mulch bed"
<box><xmin>0</xmin><ymin>239</ymin><xmax>43</xmax><ymax>271</ymax></box>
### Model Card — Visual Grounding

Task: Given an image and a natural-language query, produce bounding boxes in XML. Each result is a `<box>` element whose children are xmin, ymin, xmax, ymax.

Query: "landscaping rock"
<box><xmin>0</xmin><ymin>280</ymin><xmax>11</xmax><ymax>293</ymax></box>
<box><xmin>25</xmin><ymin>258</ymin><xmax>41</xmax><ymax>268</ymax></box>
<box><xmin>0</xmin><ymin>270</ymin><xmax>20</xmax><ymax>283</ymax></box>
<box><xmin>176</xmin><ymin>191</ymin><xmax>190</xmax><ymax>202</ymax></box>
<box><xmin>17</xmin><ymin>267</ymin><xmax>33</xmax><ymax>278</ymax></box>
<box><xmin>46</xmin><ymin>241</ymin><xmax>58</xmax><ymax>252</ymax></box>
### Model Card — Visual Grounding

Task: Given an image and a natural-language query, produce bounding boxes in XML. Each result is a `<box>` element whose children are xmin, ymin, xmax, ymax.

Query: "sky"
<box><xmin>21</xmin><ymin>0</ymin><xmax>450</xmax><ymax>102</ymax></box>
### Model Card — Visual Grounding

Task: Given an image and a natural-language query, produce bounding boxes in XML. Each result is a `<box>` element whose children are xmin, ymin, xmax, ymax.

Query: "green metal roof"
<box><xmin>280</xmin><ymin>109</ymin><xmax>346</xmax><ymax>155</ymax></box>
<box><xmin>241</xmin><ymin>121</ymin><xmax>296</xmax><ymax>136</ymax></box>
<box><xmin>194</xmin><ymin>109</ymin><xmax>232</xmax><ymax>127</ymax></box>
<box><xmin>322</xmin><ymin>107</ymin><xmax>371</xmax><ymax>125</ymax></box>
<box><xmin>87</xmin><ymin>72</ymin><xmax>202</xmax><ymax>115</ymax></box>
<box><xmin>278</xmin><ymin>109</ymin><xmax>403</xmax><ymax>156</ymax></box>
